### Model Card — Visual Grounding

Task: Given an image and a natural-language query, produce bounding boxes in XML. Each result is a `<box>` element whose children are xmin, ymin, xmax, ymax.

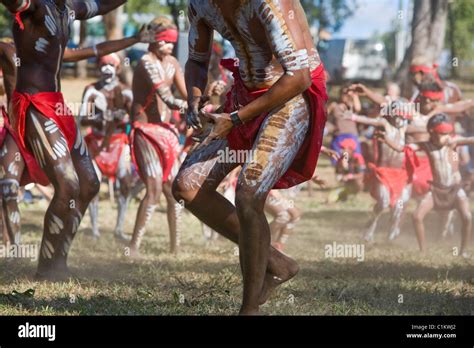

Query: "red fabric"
<box><xmin>11</xmin><ymin>0</ymin><xmax>30</xmax><ymax>30</ymax></box>
<box><xmin>130</xmin><ymin>121</ymin><xmax>180</xmax><ymax>183</ymax></box>
<box><xmin>432</xmin><ymin>123</ymin><xmax>454</xmax><ymax>134</ymax></box>
<box><xmin>85</xmin><ymin>133</ymin><xmax>128</xmax><ymax>180</ymax></box>
<box><xmin>339</xmin><ymin>138</ymin><xmax>357</xmax><ymax>151</ymax></box>
<box><xmin>368</xmin><ymin>164</ymin><xmax>409</xmax><ymax>208</ymax></box>
<box><xmin>412</xmin><ymin>155</ymin><xmax>432</xmax><ymax>196</ymax></box>
<box><xmin>0</xmin><ymin>107</ymin><xmax>6</xmax><ymax>147</ymax></box>
<box><xmin>353</xmin><ymin>152</ymin><xmax>366</xmax><ymax>166</ymax></box>
<box><xmin>155</xmin><ymin>29</ymin><xmax>178</xmax><ymax>43</ymax></box>
<box><xmin>10</xmin><ymin>91</ymin><xmax>77</xmax><ymax>185</ymax></box>
<box><xmin>221</xmin><ymin>58</ymin><xmax>328</xmax><ymax>189</ymax></box>
<box><xmin>420</xmin><ymin>90</ymin><xmax>444</xmax><ymax>101</ymax></box>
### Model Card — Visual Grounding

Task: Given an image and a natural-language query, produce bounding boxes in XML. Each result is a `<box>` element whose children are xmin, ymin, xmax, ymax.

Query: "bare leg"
<box><xmin>365</xmin><ymin>183</ymin><xmax>389</xmax><ymax>242</ymax></box>
<box><xmin>412</xmin><ymin>193</ymin><xmax>434</xmax><ymax>252</ymax></box>
<box><xmin>163</xmin><ymin>181</ymin><xmax>179</xmax><ymax>253</ymax></box>
<box><xmin>264</xmin><ymin>192</ymin><xmax>288</xmax><ymax>243</ymax></box>
<box><xmin>277</xmin><ymin>206</ymin><xmax>301</xmax><ymax>249</ymax></box>
<box><xmin>454</xmin><ymin>193</ymin><xmax>471</xmax><ymax>257</ymax></box>
<box><xmin>0</xmin><ymin>133</ymin><xmax>25</xmax><ymax>245</ymax></box>
<box><xmin>173</xmin><ymin>139</ymin><xmax>299</xmax><ymax>312</ymax></box>
<box><xmin>440</xmin><ymin>210</ymin><xmax>455</xmax><ymax>238</ymax></box>
<box><xmin>25</xmin><ymin>108</ymin><xmax>99</xmax><ymax>280</ymax></box>
<box><xmin>388</xmin><ymin>184</ymin><xmax>411</xmax><ymax>241</ymax></box>
<box><xmin>114</xmin><ymin>145</ymin><xmax>132</xmax><ymax>242</ymax></box>
<box><xmin>129</xmin><ymin>133</ymin><xmax>163</xmax><ymax>254</ymax></box>
<box><xmin>87</xmin><ymin>160</ymin><xmax>102</xmax><ymax>238</ymax></box>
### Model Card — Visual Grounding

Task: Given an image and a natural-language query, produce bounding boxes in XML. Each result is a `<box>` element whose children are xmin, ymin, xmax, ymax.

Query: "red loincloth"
<box><xmin>221</xmin><ymin>58</ymin><xmax>328</xmax><ymax>189</ymax></box>
<box><xmin>9</xmin><ymin>91</ymin><xmax>77</xmax><ymax>186</ymax></box>
<box><xmin>130</xmin><ymin>121</ymin><xmax>180</xmax><ymax>183</ymax></box>
<box><xmin>369</xmin><ymin>164</ymin><xmax>408</xmax><ymax>208</ymax></box>
<box><xmin>412</xmin><ymin>155</ymin><xmax>432</xmax><ymax>196</ymax></box>
<box><xmin>368</xmin><ymin>147</ymin><xmax>419</xmax><ymax>208</ymax></box>
<box><xmin>84</xmin><ymin>132</ymin><xmax>129</xmax><ymax>180</ymax></box>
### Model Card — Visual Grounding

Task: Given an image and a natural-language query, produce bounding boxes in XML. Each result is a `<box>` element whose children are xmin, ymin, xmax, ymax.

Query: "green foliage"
<box><xmin>446</xmin><ymin>0</ymin><xmax>474</xmax><ymax>62</ymax></box>
<box><xmin>301</xmin><ymin>0</ymin><xmax>358</xmax><ymax>33</ymax></box>
<box><xmin>0</xmin><ymin>6</ymin><xmax>13</xmax><ymax>37</ymax></box>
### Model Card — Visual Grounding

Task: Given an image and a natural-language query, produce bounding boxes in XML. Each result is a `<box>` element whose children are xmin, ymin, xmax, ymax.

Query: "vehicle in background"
<box><xmin>318</xmin><ymin>39</ymin><xmax>389</xmax><ymax>84</ymax></box>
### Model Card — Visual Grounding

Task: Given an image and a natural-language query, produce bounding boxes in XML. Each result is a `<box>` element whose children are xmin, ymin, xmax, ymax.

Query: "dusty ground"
<box><xmin>0</xmin><ymin>78</ymin><xmax>473</xmax><ymax>315</ymax></box>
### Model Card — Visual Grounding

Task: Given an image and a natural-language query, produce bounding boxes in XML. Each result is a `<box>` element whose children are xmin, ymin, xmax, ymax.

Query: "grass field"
<box><xmin>1</xmin><ymin>156</ymin><xmax>473</xmax><ymax>315</ymax></box>
<box><xmin>0</xmin><ymin>78</ymin><xmax>473</xmax><ymax>315</ymax></box>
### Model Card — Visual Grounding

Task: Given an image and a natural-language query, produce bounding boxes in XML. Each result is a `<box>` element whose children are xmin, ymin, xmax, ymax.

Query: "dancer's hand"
<box><xmin>200</xmin><ymin>111</ymin><xmax>233</xmax><ymax>146</ymax></box>
<box><xmin>349</xmin><ymin>83</ymin><xmax>367</xmax><ymax>96</ymax></box>
<box><xmin>321</xmin><ymin>146</ymin><xmax>340</xmax><ymax>161</ymax></box>
<box><xmin>136</xmin><ymin>25</ymin><xmax>158</xmax><ymax>43</ymax></box>
<box><xmin>187</xmin><ymin>96</ymin><xmax>209</xmax><ymax>130</ymax></box>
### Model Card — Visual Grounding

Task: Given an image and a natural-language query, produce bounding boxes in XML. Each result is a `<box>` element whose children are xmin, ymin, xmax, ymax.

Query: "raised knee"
<box><xmin>83</xmin><ymin>176</ymin><xmax>100</xmax><ymax>201</ymax></box>
<box><xmin>172</xmin><ymin>177</ymin><xmax>197</xmax><ymax>204</ymax></box>
<box><xmin>57</xmin><ymin>178</ymin><xmax>81</xmax><ymax>202</ymax></box>
<box><xmin>412</xmin><ymin>211</ymin><xmax>423</xmax><ymax>223</ymax></box>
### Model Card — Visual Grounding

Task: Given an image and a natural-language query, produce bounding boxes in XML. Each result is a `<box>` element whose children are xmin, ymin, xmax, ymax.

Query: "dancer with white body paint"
<box><xmin>0</xmin><ymin>0</ymin><xmax>126</xmax><ymax>281</ymax></box>
<box><xmin>383</xmin><ymin>114</ymin><xmax>472</xmax><ymax>257</ymax></box>
<box><xmin>80</xmin><ymin>54</ymin><xmax>133</xmax><ymax>241</ymax></box>
<box><xmin>129</xmin><ymin>17</ymin><xmax>186</xmax><ymax>255</ymax></box>
<box><xmin>173</xmin><ymin>0</ymin><xmax>327</xmax><ymax>314</ymax></box>
<box><xmin>0</xmin><ymin>19</ymin><xmax>158</xmax><ymax>247</ymax></box>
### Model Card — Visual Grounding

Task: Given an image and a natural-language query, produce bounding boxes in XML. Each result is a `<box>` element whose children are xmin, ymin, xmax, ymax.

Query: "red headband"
<box><xmin>155</xmin><ymin>29</ymin><xmax>178</xmax><ymax>43</ymax></box>
<box><xmin>420</xmin><ymin>90</ymin><xmax>444</xmax><ymax>101</ymax></box>
<box><xmin>410</xmin><ymin>64</ymin><xmax>442</xmax><ymax>85</ymax></box>
<box><xmin>432</xmin><ymin>123</ymin><xmax>453</xmax><ymax>134</ymax></box>
<box><xmin>99</xmin><ymin>53</ymin><xmax>121</xmax><ymax>67</ymax></box>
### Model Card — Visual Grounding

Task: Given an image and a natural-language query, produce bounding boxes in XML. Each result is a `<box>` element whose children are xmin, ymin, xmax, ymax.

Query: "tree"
<box><xmin>395</xmin><ymin>0</ymin><xmax>449</xmax><ymax>94</ymax></box>
<box><xmin>446</xmin><ymin>0</ymin><xmax>474</xmax><ymax>78</ymax></box>
<box><xmin>0</xmin><ymin>6</ymin><xmax>12</xmax><ymax>37</ymax></box>
<box><xmin>301</xmin><ymin>0</ymin><xmax>358</xmax><ymax>34</ymax></box>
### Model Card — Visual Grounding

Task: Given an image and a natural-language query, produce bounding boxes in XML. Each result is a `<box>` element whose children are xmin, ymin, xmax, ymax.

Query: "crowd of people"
<box><xmin>0</xmin><ymin>0</ymin><xmax>473</xmax><ymax>315</ymax></box>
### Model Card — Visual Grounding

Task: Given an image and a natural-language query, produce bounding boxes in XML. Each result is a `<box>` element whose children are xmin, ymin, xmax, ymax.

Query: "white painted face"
<box><xmin>158</xmin><ymin>41</ymin><xmax>174</xmax><ymax>55</ymax></box>
<box><xmin>100</xmin><ymin>64</ymin><xmax>117</xmax><ymax>84</ymax></box>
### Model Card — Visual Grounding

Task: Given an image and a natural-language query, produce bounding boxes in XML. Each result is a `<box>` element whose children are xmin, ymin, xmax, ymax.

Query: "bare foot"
<box><xmin>258</xmin><ymin>249</ymin><xmax>299</xmax><ymax>305</ymax></box>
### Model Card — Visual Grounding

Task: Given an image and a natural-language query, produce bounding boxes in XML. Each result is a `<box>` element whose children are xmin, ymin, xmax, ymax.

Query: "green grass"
<box><xmin>1</xmin><ymin>158</ymin><xmax>473</xmax><ymax>315</ymax></box>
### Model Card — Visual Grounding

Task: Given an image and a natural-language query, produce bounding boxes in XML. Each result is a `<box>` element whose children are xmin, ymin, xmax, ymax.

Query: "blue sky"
<box><xmin>334</xmin><ymin>0</ymin><xmax>410</xmax><ymax>39</ymax></box>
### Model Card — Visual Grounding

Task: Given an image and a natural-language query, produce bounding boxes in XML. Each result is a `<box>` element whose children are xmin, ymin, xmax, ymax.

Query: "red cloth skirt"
<box><xmin>8</xmin><ymin>91</ymin><xmax>77</xmax><ymax>185</ymax></box>
<box><xmin>130</xmin><ymin>121</ymin><xmax>180</xmax><ymax>183</ymax></box>
<box><xmin>85</xmin><ymin>132</ymin><xmax>129</xmax><ymax>180</ymax></box>
<box><xmin>221</xmin><ymin>59</ymin><xmax>328</xmax><ymax>189</ymax></box>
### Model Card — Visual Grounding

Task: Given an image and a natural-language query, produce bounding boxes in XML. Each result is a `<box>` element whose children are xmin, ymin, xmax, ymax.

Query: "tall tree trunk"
<box><xmin>103</xmin><ymin>6</ymin><xmax>124</xmax><ymax>40</ymax></box>
<box><xmin>447</xmin><ymin>2</ymin><xmax>458</xmax><ymax>78</ymax></box>
<box><xmin>395</xmin><ymin>0</ymin><xmax>448</xmax><ymax>97</ymax></box>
